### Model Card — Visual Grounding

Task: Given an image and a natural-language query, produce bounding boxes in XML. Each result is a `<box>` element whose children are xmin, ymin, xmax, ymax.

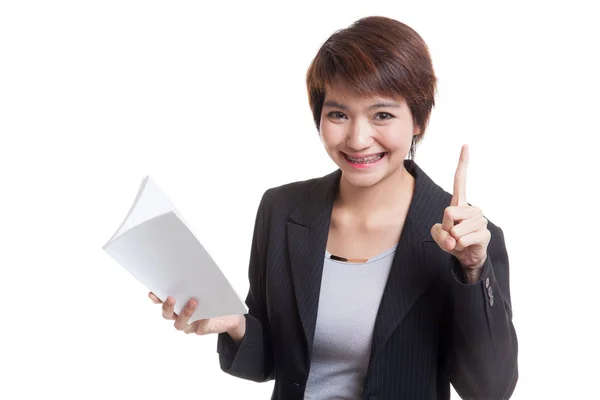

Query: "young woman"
<box><xmin>150</xmin><ymin>16</ymin><xmax>518</xmax><ymax>400</ymax></box>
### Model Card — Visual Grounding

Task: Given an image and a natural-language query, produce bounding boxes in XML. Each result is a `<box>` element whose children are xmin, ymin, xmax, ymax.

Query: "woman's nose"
<box><xmin>347</xmin><ymin>120</ymin><xmax>374</xmax><ymax>150</ymax></box>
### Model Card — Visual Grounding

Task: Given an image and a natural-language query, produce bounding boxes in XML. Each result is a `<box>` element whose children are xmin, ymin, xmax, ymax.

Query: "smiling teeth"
<box><xmin>347</xmin><ymin>153</ymin><xmax>384</xmax><ymax>163</ymax></box>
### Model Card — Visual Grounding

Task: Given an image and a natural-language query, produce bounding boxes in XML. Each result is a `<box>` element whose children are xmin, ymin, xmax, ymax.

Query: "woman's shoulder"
<box><xmin>265</xmin><ymin>170</ymin><xmax>338</xmax><ymax>199</ymax></box>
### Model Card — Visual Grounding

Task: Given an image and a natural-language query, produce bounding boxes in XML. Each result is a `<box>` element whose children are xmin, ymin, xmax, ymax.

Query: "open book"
<box><xmin>102</xmin><ymin>176</ymin><xmax>247</xmax><ymax>323</ymax></box>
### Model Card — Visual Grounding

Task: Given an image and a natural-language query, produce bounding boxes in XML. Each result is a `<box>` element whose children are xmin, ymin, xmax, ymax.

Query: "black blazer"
<box><xmin>217</xmin><ymin>159</ymin><xmax>518</xmax><ymax>400</ymax></box>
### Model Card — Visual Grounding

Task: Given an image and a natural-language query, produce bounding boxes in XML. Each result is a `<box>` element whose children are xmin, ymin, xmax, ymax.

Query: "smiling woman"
<box><xmin>306</xmin><ymin>16</ymin><xmax>437</xmax><ymax>161</ymax></box>
<box><xmin>318</xmin><ymin>85</ymin><xmax>418</xmax><ymax>188</ymax></box>
<box><xmin>150</xmin><ymin>15</ymin><xmax>518</xmax><ymax>400</ymax></box>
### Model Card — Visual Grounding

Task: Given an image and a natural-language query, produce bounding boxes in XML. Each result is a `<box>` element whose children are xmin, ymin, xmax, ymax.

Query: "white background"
<box><xmin>1</xmin><ymin>1</ymin><xmax>598</xmax><ymax>399</ymax></box>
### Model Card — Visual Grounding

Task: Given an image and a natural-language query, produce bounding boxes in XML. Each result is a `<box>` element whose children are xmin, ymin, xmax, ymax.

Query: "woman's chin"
<box><xmin>338</xmin><ymin>159</ymin><xmax>406</xmax><ymax>188</ymax></box>
<box><xmin>340</xmin><ymin>168</ymin><xmax>386</xmax><ymax>188</ymax></box>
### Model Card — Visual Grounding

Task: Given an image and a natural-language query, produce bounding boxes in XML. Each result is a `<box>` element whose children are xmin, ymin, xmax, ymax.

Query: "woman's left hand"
<box><xmin>431</xmin><ymin>145</ymin><xmax>491</xmax><ymax>283</ymax></box>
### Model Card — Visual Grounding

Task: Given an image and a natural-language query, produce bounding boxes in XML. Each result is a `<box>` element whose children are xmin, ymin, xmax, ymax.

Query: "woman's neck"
<box><xmin>336</xmin><ymin>164</ymin><xmax>415</xmax><ymax>219</ymax></box>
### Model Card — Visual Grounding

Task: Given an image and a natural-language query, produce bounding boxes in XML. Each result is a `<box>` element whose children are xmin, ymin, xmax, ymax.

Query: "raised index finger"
<box><xmin>451</xmin><ymin>144</ymin><xmax>469</xmax><ymax>206</ymax></box>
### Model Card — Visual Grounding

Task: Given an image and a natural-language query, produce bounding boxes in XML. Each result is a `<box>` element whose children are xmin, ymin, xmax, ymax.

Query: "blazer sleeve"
<box><xmin>216</xmin><ymin>190</ymin><xmax>274</xmax><ymax>382</ymax></box>
<box><xmin>446</xmin><ymin>224</ymin><xmax>519</xmax><ymax>400</ymax></box>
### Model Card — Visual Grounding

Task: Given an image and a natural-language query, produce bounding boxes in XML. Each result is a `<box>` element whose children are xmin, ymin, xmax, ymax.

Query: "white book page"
<box><xmin>103</xmin><ymin>176</ymin><xmax>177</xmax><ymax>248</ymax></box>
<box><xmin>102</xmin><ymin>178</ymin><xmax>247</xmax><ymax>322</ymax></box>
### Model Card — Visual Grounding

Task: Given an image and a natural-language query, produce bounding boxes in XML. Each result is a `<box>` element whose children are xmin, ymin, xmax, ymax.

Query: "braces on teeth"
<box><xmin>347</xmin><ymin>153</ymin><xmax>384</xmax><ymax>163</ymax></box>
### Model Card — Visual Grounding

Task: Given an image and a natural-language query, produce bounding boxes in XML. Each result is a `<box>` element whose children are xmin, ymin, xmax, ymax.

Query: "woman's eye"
<box><xmin>375</xmin><ymin>112</ymin><xmax>394</xmax><ymax>120</ymax></box>
<box><xmin>328</xmin><ymin>111</ymin><xmax>347</xmax><ymax>119</ymax></box>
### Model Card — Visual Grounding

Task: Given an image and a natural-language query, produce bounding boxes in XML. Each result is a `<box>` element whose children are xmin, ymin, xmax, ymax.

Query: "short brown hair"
<box><xmin>306</xmin><ymin>16</ymin><xmax>438</xmax><ymax>159</ymax></box>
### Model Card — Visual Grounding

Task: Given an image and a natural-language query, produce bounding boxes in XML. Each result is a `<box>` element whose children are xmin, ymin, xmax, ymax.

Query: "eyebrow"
<box><xmin>322</xmin><ymin>100</ymin><xmax>401</xmax><ymax>110</ymax></box>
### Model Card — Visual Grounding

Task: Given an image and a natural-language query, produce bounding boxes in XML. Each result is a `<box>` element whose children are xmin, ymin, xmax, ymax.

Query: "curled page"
<box><xmin>103</xmin><ymin>177</ymin><xmax>247</xmax><ymax>323</ymax></box>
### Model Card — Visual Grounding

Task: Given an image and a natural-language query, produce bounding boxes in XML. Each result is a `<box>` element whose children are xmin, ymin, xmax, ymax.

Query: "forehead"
<box><xmin>324</xmin><ymin>84</ymin><xmax>406</xmax><ymax>105</ymax></box>
<box><xmin>324</xmin><ymin>78</ymin><xmax>405</xmax><ymax>104</ymax></box>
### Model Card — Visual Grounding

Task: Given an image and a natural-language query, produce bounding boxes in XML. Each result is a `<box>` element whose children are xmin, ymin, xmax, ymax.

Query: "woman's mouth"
<box><xmin>342</xmin><ymin>152</ymin><xmax>387</xmax><ymax>168</ymax></box>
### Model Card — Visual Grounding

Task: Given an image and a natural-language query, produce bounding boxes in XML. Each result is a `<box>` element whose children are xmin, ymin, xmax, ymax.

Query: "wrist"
<box><xmin>463</xmin><ymin>268</ymin><xmax>482</xmax><ymax>284</ymax></box>
<box><xmin>461</xmin><ymin>255</ymin><xmax>487</xmax><ymax>284</ymax></box>
<box><xmin>227</xmin><ymin>315</ymin><xmax>246</xmax><ymax>343</ymax></box>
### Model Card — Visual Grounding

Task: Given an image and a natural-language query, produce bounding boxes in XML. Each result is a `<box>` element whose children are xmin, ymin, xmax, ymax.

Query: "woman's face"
<box><xmin>319</xmin><ymin>82</ymin><xmax>419</xmax><ymax>188</ymax></box>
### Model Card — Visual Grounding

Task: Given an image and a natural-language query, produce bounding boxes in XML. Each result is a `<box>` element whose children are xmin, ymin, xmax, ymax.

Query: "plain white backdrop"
<box><xmin>1</xmin><ymin>1</ymin><xmax>598</xmax><ymax>398</ymax></box>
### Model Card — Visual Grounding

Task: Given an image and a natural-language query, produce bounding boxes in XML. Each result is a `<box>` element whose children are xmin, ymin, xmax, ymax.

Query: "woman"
<box><xmin>149</xmin><ymin>16</ymin><xmax>518</xmax><ymax>400</ymax></box>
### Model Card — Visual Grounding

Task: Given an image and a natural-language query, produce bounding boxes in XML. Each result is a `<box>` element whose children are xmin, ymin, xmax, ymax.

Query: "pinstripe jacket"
<box><xmin>217</xmin><ymin>159</ymin><xmax>518</xmax><ymax>400</ymax></box>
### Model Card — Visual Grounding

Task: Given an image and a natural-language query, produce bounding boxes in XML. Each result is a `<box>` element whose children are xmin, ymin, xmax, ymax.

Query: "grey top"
<box><xmin>303</xmin><ymin>245</ymin><xmax>397</xmax><ymax>400</ymax></box>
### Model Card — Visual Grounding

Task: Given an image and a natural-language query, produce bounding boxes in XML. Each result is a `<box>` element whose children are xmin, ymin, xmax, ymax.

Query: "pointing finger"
<box><xmin>451</xmin><ymin>144</ymin><xmax>469</xmax><ymax>207</ymax></box>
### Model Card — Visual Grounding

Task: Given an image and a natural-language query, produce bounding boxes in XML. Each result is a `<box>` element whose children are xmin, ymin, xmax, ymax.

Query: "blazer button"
<box><xmin>485</xmin><ymin>277</ymin><xmax>490</xmax><ymax>288</ymax></box>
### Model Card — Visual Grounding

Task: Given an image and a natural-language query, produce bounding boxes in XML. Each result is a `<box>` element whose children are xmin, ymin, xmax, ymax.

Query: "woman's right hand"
<box><xmin>148</xmin><ymin>292</ymin><xmax>246</xmax><ymax>341</ymax></box>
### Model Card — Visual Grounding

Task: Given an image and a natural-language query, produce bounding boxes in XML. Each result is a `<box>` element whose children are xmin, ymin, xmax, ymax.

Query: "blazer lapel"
<box><xmin>368</xmin><ymin>159</ymin><xmax>452</xmax><ymax>369</ymax></box>
<box><xmin>286</xmin><ymin>169</ymin><xmax>342</xmax><ymax>356</ymax></box>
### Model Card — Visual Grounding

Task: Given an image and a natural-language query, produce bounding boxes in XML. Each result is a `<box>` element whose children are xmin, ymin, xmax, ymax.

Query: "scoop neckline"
<box><xmin>325</xmin><ymin>243</ymin><xmax>398</xmax><ymax>265</ymax></box>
